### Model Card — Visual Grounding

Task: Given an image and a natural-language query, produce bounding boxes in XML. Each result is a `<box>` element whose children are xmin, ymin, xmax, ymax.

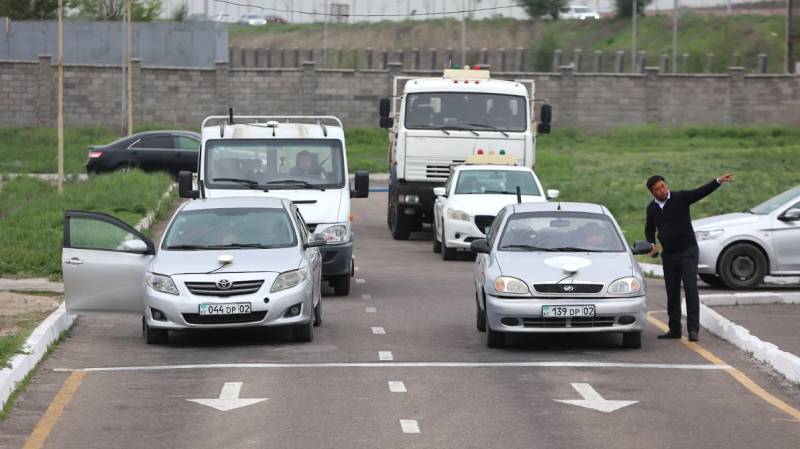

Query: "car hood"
<box><xmin>448</xmin><ymin>194</ymin><xmax>547</xmax><ymax>216</ymax></box>
<box><xmin>692</xmin><ymin>212</ymin><xmax>761</xmax><ymax>230</ymax></box>
<box><xmin>151</xmin><ymin>247</ymin><xmax>301</xmax><ymax>276</ymax></box>
<box><xmin>494</xmin><ymin>251</ymin><xmax>635</xmax><ymax>285</ymax></box>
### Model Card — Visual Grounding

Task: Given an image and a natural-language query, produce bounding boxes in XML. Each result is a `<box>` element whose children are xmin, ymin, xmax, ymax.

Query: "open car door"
<box><xmin>62</xmin><ymin>211</ymin><xmax>155</xmax><ymax>313</ymax></box>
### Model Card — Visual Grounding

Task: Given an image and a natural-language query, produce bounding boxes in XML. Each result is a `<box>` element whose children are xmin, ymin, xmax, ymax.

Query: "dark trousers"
<box><xmin>661</xmin><ymin>245</ymin><xmax>700</xmax><ymax>334</ymax></box>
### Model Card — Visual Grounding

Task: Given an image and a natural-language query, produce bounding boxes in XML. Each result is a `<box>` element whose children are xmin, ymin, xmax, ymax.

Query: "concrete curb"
<box><xmin>0</xmin><ymin>173</ymin><xmax>89</xmax><ymax>183</ymax></box>
<box><xmin>0</xmin><ymin>304</ymin><xmax>75</xmax><ymax>410</ymax></box>
<box><xmin>638</xmin><ymin>261</ymin><xmax>799</xmax><ymax>287</ymax></box>
<box><xmin>0</xmin><ymin>278</ymin><xmax>63</xmax><ymax>293</ymax></box>
<box><xmin>134</xmin><ymin>183</ymin><xmax>176</xmax><ymax>231</ymax></box>
<box><xmin>682</xmin><ymin>302</ymin><xmax>800</xmax><ymax>383</ymax></box>
<box><xmin>638</xmin><ymin>262</ymin><xmax>663</xmax><ymax>278</ymax></box>
<box><xmin>699</xmin><ymin>292</ymin><xmax>800</xmax><ymax>306</ymax></box>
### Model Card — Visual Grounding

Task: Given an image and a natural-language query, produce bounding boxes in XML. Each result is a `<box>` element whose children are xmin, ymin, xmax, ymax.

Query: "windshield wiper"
<box><xmin>411</xmin><ymin>124</ymin><xmax>450</xmax><ymax>135</ymax></box>
<box><xmin>551</xmin><ymin>246</ymin><xmax>603</xmax><ymax>252</ymax></box>
<box><xmin>467</xmin><ymin>123</ymin><xmax>509</xmax><ymax>137</ymax></box>
<box><xmin>500</xmin><ymin>244</ymin><xmax>557</xmax><ymax>251</ymax></box>
<box><xmin>211</xmin><ymin>178</ymin><xmax>268</xmax><ymax>191</ymax></box>
<box><xmin>264</xmin><ymin>179</ymin><xmax>325</xmax><ymax>191</ymax></box>
<box><xmin>165</xmin><ymin>244</ymin><xmax>210</xmax><ymax>250</ymax></box>
<box><xmin>206</xmin><ymin>243</ymin><xmax>271</xmax><ymax>249</ymax></box>
<box><xmin>442</xmin><ymin>126</ymin><xmax>479</xmax><ymax>136</ymax></box>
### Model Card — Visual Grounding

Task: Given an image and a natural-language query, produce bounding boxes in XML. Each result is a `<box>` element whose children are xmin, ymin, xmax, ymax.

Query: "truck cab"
<box><xmin>179</xmin><ymin>115</ymin><xmax>369</xmax><ymax>296</ymax></box>
<box><xmin>379</xmin><ymin>67</ymin><xmax>552</xmax><ymax>240</ymax></box>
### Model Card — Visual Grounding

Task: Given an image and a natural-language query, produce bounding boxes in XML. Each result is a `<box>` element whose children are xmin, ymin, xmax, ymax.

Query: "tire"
<box><xmin>389</xmin><ymin>199</ymin><xmax>412</xmax><ymax>240</ymax></box>
<box><xmin>622</xmin><ymin>331</ymin><xmax>642</xmax><ymax>349</ymax></box>
<box><xmin>293</xmin><ymin>320</ymin><xmax>314</xmax><ymax>342</ymax></box>
<box><xmin>330</xmin><ymin>274</ymin><xmax>351</xmax><ymax>296</ymax></box>
<box><xmin>699</xmin><ymin>273</ymin><xmax>727</xmax><ymax>289</ymax></box>
<box><xmin>441</xmin><ymin>222</ymin><xmax>457</xmax><ymax>261</ymax></box>
<box><xmin>313</xmin><ymin>300</ymin><xmax>322</xmax><ymax>327</ymax></box>
<box><xmin>432</xmin><ymin>220</ymin><xmax>442</xmax><ymax>253</ymax></box>
<box><xmin>476</xmin><ymin>293</ymin><xmax>486</xmax><ymax>332</ymax></box>
<box><xmin>142</xmin><ymin>317</ymin><xmax>168</xmax><ymax>345</ymax></box>
<box><xmin>487</xmin><ymin>327</ymin><xmax>505</xmax><ymax>348</ymax></box>
<box><xmin>718</xmin><ymin>243</ymin><xmax>767</xmax><ymax>290</ymax></box>
<box><xmin>114</xmin><ymin>163</ymin><xmax>133</xmax><ymax>173</ymax></box>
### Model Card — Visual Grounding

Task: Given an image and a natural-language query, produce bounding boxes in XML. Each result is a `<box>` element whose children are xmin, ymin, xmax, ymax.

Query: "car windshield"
<box><xmin>204</xmin><ymin>139</ymin><xmax>345</xmax><ymax>189</ymax></box>
<box><xmin>499</xmin><ymin>211</ymin><xmax>625</xmax><ymax>252</ymax></box>
<box><xmin>162</xmin><ymin>208</ymin><xmax>297</xmax><ymax>250</ymax></box>
<box><xmin>405</xmin><ymin>92</ymin><xmax>527</xmax><ymax>132</ymax></box>
<box><xmin>455</xmin><ymin>170</ymin><xmax>540</xmax><ymax>196</ymax></box>
<box><xmin>749</xmin><ymin>186</ymin><xmax>800</xmax><ymax>215</ymax></box>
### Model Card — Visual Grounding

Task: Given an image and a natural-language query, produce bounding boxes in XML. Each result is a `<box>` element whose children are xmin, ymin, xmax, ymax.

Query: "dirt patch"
<box><xmin>0</xmin><ymin>292</ymin><xmax>61</xmax><ymax>337</ymax></box>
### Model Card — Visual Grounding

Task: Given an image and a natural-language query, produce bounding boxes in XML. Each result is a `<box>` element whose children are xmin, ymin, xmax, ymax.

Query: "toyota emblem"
<box><xmin>216</xmin><ymin>279</ymin><xmax>232</xmax><ymax>290</ymax></box>
<box><xmin>562</xmin><ymin>285</ymin><xmax>575</xmax><ymax>292</ymax></box>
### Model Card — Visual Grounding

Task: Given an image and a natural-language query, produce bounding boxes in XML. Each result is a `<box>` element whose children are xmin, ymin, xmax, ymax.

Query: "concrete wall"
<box><xmin>0</xmin><ymin>20</ymin><xmax>227</xmax><ymax>68</ymax></box>
<box><xmin>1</xmin><ymin>57</ymin><xmax>798</xmax><ymax>130</ymax></box>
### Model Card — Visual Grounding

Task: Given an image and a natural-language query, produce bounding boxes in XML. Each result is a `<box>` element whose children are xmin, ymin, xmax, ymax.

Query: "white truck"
<box><xmin>379</xmin><ymin>67</ymin><xmax>552</xmax><ymax>240</ymax></box>
<box><xmin>178</xmin><ymin>114</ymin><xmax>369</xmax><ymax>296</ymax></box>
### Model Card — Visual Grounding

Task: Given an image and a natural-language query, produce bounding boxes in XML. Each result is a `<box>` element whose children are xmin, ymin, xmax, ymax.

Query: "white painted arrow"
<box><xmin>187</xmin><ymin>382</ymin><xmax>268</xmax><ymax>412</ymax></box>
<box><xmin>554</xmin><ymin>383</ymin><xmax>637</xmax><ymax>413</ymax></box>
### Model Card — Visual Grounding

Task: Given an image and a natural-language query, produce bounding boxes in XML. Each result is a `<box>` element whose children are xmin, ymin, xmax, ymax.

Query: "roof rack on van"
<box><xmin>201</xmin><ymin>115</ymin><xmax>344</xmax><ymax>129</ymax></box>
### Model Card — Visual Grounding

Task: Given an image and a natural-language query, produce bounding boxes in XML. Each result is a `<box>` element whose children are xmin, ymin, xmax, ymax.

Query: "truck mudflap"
<box><xmin>320</xmin><ymin>241</ymin><xmax>353</xmax><ymax>278</ymax></box>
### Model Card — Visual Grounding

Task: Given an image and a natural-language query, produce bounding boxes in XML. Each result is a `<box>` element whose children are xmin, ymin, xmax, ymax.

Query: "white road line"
<box><xmin>361</xmin><ymin>294</ymin><xmax>372</xmax><ymax>300</ymax></box>
<box><xmin>400</xmin><ymin>419</ymin><xmax>420</xmax><ymax>434</ymax></box>
<box><xmin>378</xmin><ymin>351</ymin><xmax>394</xmax><ymax>361</ymax></box>
<box><xmin>54</xmin><ymin>361</ymin><xmax>731</xmax><ymax>373</ymax></box>
<box><xmin>354</xmin><ymin>266</ymin><xmax>360</xmax><ymax>272</ymax></box>
<box><xmin>371</xmin><ymin>326</ymin><xmax>386</xmax><ymax>335</ymax></box>
<box><xmin>365</xmin><ymin>307</ymin><xmax>377</xmax><ymax>313</ymax></box>
<box><xmin>355</xmin><ymin>278</ymin><xmax>366</xmax><ymax>284</ymax></box>
<box><xmin>388</xmin><ymin>381</ymin><xmax>407</xmax><ymax>393</ymax></box>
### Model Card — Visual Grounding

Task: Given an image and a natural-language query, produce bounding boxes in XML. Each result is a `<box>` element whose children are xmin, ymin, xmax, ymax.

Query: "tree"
<box><xmin>170</xmin><ymin>0</ymin><xmax>187</xmax><ymax>21</ymax></box>
<box><xmin>520</xmin><ymin>0</ymin><xmax>566</xmax><ymax>20</ymax></box>
<box><xmin>0</xmin><ymin>0</ymin><xmax>60</xmax><ymax>20</ymax></box>
<box><xmin>67</xmin><ymin>0</ymin><xmax>163</xmax><ymax>21</ymax></box>
<box><xmin>614</xmin><ymin>0</ymin><xmax>653</xmax><ymax>18</ymax></box>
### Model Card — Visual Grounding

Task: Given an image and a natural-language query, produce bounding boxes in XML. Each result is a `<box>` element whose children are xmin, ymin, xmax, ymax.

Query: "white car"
<box><xmin>561</xmin><ymin>5</ymin><xmax>600</xmax><ymax>20</ymax></box>
<box><xmin>432</xmin><ymin>159</ymin><xmax>558</xmax><ymax>260</ymax></box>
<box><xmin>238</xmin><ymin>14</ymin><xmax>267</xmax><ymax>26</ymax></box>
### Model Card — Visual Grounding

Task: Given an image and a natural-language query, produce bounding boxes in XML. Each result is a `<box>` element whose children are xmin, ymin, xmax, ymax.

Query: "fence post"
<box><xmin>552</xmin><ymin>49</ymin><xmax>563</xmax><ymax>72</ymax></box>
<box><xmin>396</xmin><ymin>49</ymin><xmax>405</xmax><ymax>68</ymax></box>
<box><xmin>412</xmin><ymin>48</ymin><xmax>420</xmax><ymax>69</ymax></box>
<box><xmin>480</xmin><ymin>47</ymin><xmax>488</xmax><ymax>66</ymax></box>
<box><xmin>516</xmin><ymin>47</ymin><xmax>525</xmax><ymax>71</ymax></box>
<box><xmin>307</xmin><ymin>49</ymin><xmax>314</xmax><ymax>63</ymax></box>
<box><xmin>365</xmin><ymin>48</ymin><xmax>373</xmax><ymax>69</ymax></box>
<box><xmin>614</xmin><ymin>50</ymin><xmax>625</xmax><ymax>73</ymax></box>
<box><xmin>573</xmin><ymin>49</ymin><xmax>583</xmax><ymax>72</ymax></box>
<box><xmin>429</xmin><ymin>48</ymin><xmax>437</xmax><ymax>70</ymax></box>
<box><xmin>636</xmin><ymin>51</ymin><xmax>647</xmax><ymax>73</ymax></box>
<box><xmin>381</xmin><ymin>49</ymin><xmax>389</xmax><ymax>69</ymax></box>
<box><xmin>592</xmin><ymin>50</ymin><xmax>602</xmax><ymax>73</ymax></box>
<box><xmin>757</xmin><ymin>53</ymin><xmax>768</xmax><ymax>73</ymax></box>
<box><xmin>446</xmin><ymin>47</ymin><xmax>454</xmax><ymax>67</ymax></box>
<box><xmin>704</xmin><ymin>52</ymin><xmax>715</xmax><ymax>73</ymax></box>
<box><xmin>682</xmin><ymin>53</ymin><xmax>690</xmax><ymax>73</ymax></box>
<box><xmin>659</xmin><ymin>54</ymin><xmax>669</xmax><ymax>73</ymax></box>
<box><xmin>498</xmin><ymin>48</ymin><xmax>506</xmax><ymax>71</ymax></box>
<box><xmin>291</xmin><ymin>48</ymin><xmax>298</xmax><ymax>68</ymax></box>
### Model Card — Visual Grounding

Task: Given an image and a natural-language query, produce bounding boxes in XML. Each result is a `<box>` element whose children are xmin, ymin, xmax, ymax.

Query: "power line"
<box><xmin>212</xmin><ymin>0</ymin><xmax>525</xmax><ymax>17</ymax></box>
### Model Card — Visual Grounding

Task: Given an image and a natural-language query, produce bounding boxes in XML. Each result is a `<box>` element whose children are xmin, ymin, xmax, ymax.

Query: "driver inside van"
<box><xmin>289</xmin><ymin>150</ymin><xmax>326</xmax><ymax>180</ymax></box>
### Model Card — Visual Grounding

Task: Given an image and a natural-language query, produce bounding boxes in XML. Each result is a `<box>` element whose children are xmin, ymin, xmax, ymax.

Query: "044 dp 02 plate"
<box><xmin>199</xmin><ymin>302</ymin><xmax>251</xmax><ymax>316</ymax></box>
<box><xmin>542</xmin><ymin>304</ymin><xmax>596</xmax><ymax>318</ymax></box>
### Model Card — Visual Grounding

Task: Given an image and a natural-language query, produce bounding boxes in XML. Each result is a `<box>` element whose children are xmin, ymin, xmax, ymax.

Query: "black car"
<box><xmin>86</xmin><ymin>131</ymin><xmax>201</xmax><ymax>175</ymax></box>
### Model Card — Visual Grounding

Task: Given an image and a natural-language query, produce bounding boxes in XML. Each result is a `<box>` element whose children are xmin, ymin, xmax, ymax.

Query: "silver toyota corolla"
<box><xmin>62</xmin><ymin>197</ymin><xmax>325</xmax><ymax>344</ymax></box>
<box><xmin>470</xmin><ymin>202</ymin><xmax>652</xmax><ymax>348</ymax></box>
<box><xmin>693</xmin><ymin>186</ymin><xmax>800</xmax><ymax>290</ymax></box>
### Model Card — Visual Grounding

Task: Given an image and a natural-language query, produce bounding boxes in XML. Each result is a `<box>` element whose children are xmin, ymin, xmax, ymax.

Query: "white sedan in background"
<box><xmin>433</xmin><ymin>157</ymin><xmax>559</xmax><ymax>260</ymax></box>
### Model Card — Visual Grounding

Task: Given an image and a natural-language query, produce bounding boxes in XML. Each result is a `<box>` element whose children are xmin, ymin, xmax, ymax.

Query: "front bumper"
<box><xmin>442</xmin><ymin>216</ymin><xmax>486</xmax><ymax>249</ymax></box>
<box><xmin>144</xmin><ymin>274</ymin><xmax>314</xmax><ymax>331</ymax></box>
<box><xmin>321</xmin><ymin>240</ymin><xmax>353</xmax><ymax>278</ymax></box>
<box><xmin>485</xmin><ymin>293</ymin><xmax>646</xmax><ymax>333</ymax></box>
<box><xmin>696</xmin><ymin>239</ymin><xmax>722</xmax><ymax>274</ymax></box>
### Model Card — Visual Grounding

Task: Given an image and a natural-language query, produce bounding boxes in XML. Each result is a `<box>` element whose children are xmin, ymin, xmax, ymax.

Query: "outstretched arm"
<box><xmin>685</xmin><ymin>174</ymin><xmax>732</xmax><ymax>204</ymax></box>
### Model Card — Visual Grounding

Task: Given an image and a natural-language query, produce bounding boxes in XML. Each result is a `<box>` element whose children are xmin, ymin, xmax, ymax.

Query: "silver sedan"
<box><xmin>62</xmin><ymin>197</ymin><xmax>324</xmax><ymax>344</ymax></box>
<box><xmin>694</xmin><ymin>186</ymin><xmax>800</xmax><ymax>289</ymax></box>
<box><xmin>470</xmin><ymin>202</ymin><xmax>652</xmax><ymax>348</ymax></box>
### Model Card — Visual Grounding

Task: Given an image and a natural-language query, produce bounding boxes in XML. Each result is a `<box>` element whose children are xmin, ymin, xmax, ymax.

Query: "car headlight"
<box><xmin>607</xmin><ymin>277</ymin><xmax>642</xmax><ymax>295</ymax></box>
<box><xmin>446</xmin><ymin>208</ymin><xmax>471</xmax><ymax>221</ymax></box>
<box><xmin>271</xmin><ymin>268</ymin><xmax>308</xmax><ymax>293</ymax></box>
<box><xmin>319</xmin><ymin>224</ymin><xmax>349</xmax><ymax>244</ymax></box>
<box><xmin>695</xmin><ymin>229</ymin><xmax>724</xmax><ymax>241</ymax></box>
<box><xmin>145</xmin><ymin>272</ymin><xmax>179</xmax><ymax>295</ymax></box>
<box><xmin>493</xmin><ymin>276</ymin><xmax>531</xmax><ymax>295</ymax></box>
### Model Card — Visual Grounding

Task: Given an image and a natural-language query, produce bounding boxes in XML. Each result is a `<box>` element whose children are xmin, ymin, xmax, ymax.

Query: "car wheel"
<box><xmin>293</xmin><ymin>319</ymin><xmax>314</xmax><ymax>342</ymax></box>
<box><xmin>142</xmin><ymin>316</ymin><xmax>168</xmax><ymax>345</ymax></box>
<box><xmin>330</xmin><ymin>274</ymin><xmax>351</xmax><ymax>296</ymax></box>
<box><xmin>432</xmin><ymin>220</ymin><xmax>442</xmax><ymax>253</ymax></box>
<box><xmin>389</xmin><ymin>199</ymin><xmax>412</xmax><ymax>240</ymax></box>
<box><xmin>718</xmin><ymin>243</ymin><xmax>767</xmax><ymax>290</ymax></box>
<box><xmin>313</xmin><ymin>300</ymin><xmax>322</xmax><ymax>327</ymax></box>
<box><xmin>622</xmin><ymin>331</ymin><xmax>642</xmax><ymax>349</ymax></box>
<box><xmin>699</xmin><ymin>273</ymin><xmax>727</xmax><ymax>289</ymax></box>
<box><xmin>476</xmin><ymin>292</ymin><xmax>486</xmax><ymax>332</ymax></box>
<box><xmin>114</xmin><ymin>163</ymin><xmax>133</xmax><ymax>173</ymax></box>
<box><xmin>441</xmin><ymin>222</ymin><xmax>457</xmax><ymax>261</ymax></box>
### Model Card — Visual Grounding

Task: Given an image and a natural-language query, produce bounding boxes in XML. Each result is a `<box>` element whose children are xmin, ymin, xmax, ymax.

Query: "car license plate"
<box><xmin>199</xmin><ymin>303</ymin><xmax>251</xmax><ymax>316</ymax></box>
<box><xmin>542</xmin><ymin>305</ymin><xmax>596</xmax><ymax>318</ymax></box>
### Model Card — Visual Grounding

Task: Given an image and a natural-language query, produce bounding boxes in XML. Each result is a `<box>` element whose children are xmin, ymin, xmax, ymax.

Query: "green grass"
<box><xmin>0</xmin><ymin>171</ymin><xmax>174</xmax><ymax>279</ymax></box>
<box><xmin>0</xmin><ymin>320</ymin><xmax>37</xmax><ymax>369</ymax></box>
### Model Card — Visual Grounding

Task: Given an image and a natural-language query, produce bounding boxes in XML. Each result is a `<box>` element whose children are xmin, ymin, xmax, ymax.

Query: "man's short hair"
<box><xmin>646</xmin><ymin>175</ymin><xmax>665</xmax><ymax>191</ymax></box>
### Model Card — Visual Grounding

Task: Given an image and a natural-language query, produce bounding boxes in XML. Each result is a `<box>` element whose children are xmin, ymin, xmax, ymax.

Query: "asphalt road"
<box><xmin>2</xmin><ymin>192</ymin><xmax>800</xmax><ymax>449</ymax></box>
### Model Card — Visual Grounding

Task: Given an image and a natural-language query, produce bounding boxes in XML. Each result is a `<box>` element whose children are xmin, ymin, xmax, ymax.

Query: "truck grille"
<box><xmin>185</xmin><ymin>280</ymin><xmax>264</xmax><ymax>297</ymax></box>
<box><xmin>522</xmin><ymin>316</ymin><xmax>615</xmax><ymax>328</ymax></box>
<box><xmin>425</xmin><ymin>160</ymin><xmax>465</xmax><ymax>180</ymax></box>
<box><xmin>532</xmin><ymin>284</ymin><xmax>604</xmax><ymax>294</ymax></box>
<box><xmin>474</xmin><ymin>215</ymin><xmax>495</xmax><ymax>232</ymax></box>
<box><xmin>182</xmin><ymin>311</ymin><xmax>268</xmax><ymax>325</ymax></box>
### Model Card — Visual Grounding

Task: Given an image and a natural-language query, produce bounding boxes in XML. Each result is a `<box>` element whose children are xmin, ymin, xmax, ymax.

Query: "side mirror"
<box><xmin>351</xmin><ymin>171</ymin><xmax>370</xmax><ymax>198</ymax></box>
<box><xmin>123</xmin><ymin>239</ymin><xmax>149</xmax><ymax>254</ymax></box>
<box><xmin>470</xmin><ymin>239</ymin><xmax>491</xmax><ymax>254</ymax></box>
<box><xmin>546</xmin><ymin>189</ymin><xmax>559</xmax><ymax>200</ymax></box>
<box><xmin>178</xmin><ymin>170</ymin><xmax>199</xmax><ymax>199</ymax></box>
<box><xmin>379</xmin><ymin>116</ymin><xmax>394</xmax><ymax>129</ymax></box>
<box><xmin>779</xmin><ymin>207</ymin><xmax>800</xmax><ymax>221</ymax></box>
<box><xmin>631</xmin><ymin>240</ymin><xmax>653</xmax><ymax>255</ymax></box>
<box><xmin>433</xmin><ymin>187</ymin><xmax>446</xmax><ymax>197</ymax></box>
<box><xmin>304</xmin><ymin>233</ymin><xmax>327</xmax><ymax>248</ymax></box>
<box><xmin>379</xmin><ymin>97</ymin><xmax>391</xmax><ymax>118</ymax></box>
<box><xmin>537</xmin><ymin>122</ymin><xmax>551</xmax><ymax>134</ymax></box>
<box><xmin>540</xmin><ymin>104</ymin><xmax>552</xmax><ymax>124</ymax></box>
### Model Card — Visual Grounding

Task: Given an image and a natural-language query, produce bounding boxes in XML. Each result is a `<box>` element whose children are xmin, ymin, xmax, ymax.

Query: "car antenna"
<box><xmin>516</xmin><ymin>185</ymin><xmax>522</xmax><ymax>204</ymax></box>
<box><xmin>557</xmin><ymin>202</ymin><xmax>562</xmax><ymax>211</ymax></box>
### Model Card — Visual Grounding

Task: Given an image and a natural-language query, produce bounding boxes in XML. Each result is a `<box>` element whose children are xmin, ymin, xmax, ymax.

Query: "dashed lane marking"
<box><xmin>365</xmin><ymin>307</ymin><xmax>377</xmax><ymax>313</ymax></box>
<box><xmin>388</xmin><ymin>381</ymin><xmax>407</xmax><ymax>393</ymax></box>
<box><xmin>371</xmin><ymin>326</ymin><xmax>386</xmax><ymax>335</ymax></box>
<box><xmin>400</xmin><ymin>419</ymin><xmax>420</xmax><ymax>434</ymax></box>
<box><xmin>355</xmin><ymin>278</ymin><xmax>366</xmax><ymax>284</ymax></box>
<box><xmin>378</xmin><ymin>351</ymin><xmax>394</xmax><ymax>361</ymax></box>
<box><xmin>362</xmin><ymin>294</ymin><xmax>372</xmax><ymax>300</ymax></box>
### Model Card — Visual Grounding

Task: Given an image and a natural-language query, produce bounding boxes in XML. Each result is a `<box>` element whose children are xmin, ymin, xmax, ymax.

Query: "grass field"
<box><xmin>0</xmin><ymin>171</ymin><xmax>175</xmax><ymax>279</ymax></box>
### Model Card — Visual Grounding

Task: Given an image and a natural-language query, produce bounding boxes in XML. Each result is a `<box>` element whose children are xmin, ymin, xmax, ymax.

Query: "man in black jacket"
<box><xmin>645</xmin><ymin>174</ymin><xmax>733</xmax><ymax>342</ymax></box>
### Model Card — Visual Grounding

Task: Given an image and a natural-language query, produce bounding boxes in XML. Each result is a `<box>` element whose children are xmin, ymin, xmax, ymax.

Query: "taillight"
<box><xmin>88</xmin><ymin>151</ymin><xmax>103</xmax><ymax>158</ymax></box>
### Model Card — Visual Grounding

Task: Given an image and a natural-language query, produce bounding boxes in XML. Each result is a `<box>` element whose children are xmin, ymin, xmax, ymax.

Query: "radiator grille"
<box><xmin>185</xmin><ymin>280</ymin><xmax>264</xmax><ymax>297</ymax></box>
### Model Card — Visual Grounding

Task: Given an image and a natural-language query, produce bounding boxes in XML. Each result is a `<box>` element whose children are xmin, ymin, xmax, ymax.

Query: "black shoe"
<box><xmin>688</xmin><ymin>331</ymin><xmax>699</xmax><ymax>342</ymax></box>
<box><xmin>657</xmin><ymin>330</ymin><xmax>682</xmax><ymax>339</ymax></box>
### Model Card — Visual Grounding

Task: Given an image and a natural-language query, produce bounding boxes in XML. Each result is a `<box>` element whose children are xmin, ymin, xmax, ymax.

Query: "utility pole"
<box><xmin>461</xmin><ymin>0</ymin><xmax>467</xmax><ymax>66</ymax></box>
<box><xmin>57</xmin><ymin>0</ymin><xmax>64</xmax><ymax>194</ymax></box>
<box><xmin>672</xmin><ymin>0</ymin><xmax>678</xmax><ymax>73</ymax></box>
<box><xmin>127</xmin><ymin>0</ymin><xmax>133</xmax><ymax>135</ymax></box>
<box><xmin>788</xmin><ymin>0</ymin><xmax>796</xmax><ymax>73</ymax></box>
<box><xmin>323</xmin><ymin>0</ymin><xmax>329</xmax><ymax>67</ymax></box>
<box><xmin>632</xmin><ymin>0</ymin><xmax>637</xmax><ymax>73</ymax></box>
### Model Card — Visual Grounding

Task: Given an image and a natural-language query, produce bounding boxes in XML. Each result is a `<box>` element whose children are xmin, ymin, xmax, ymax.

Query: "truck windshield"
<box><xmin>405</xmin><ymin>92</ymin><xmax>527</xmax><ymax>132</ymax></box>
<box><xmin>203</xmin><ymin>139</ymin><xmax>345</xmax><ymax>190</ymax></box>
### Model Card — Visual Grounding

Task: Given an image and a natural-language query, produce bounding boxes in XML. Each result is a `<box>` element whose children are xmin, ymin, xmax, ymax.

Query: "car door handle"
<box><xmin>64</xmin><ymin>257</ymin><xmax>83</xmax><ymax>265</ymax></box>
